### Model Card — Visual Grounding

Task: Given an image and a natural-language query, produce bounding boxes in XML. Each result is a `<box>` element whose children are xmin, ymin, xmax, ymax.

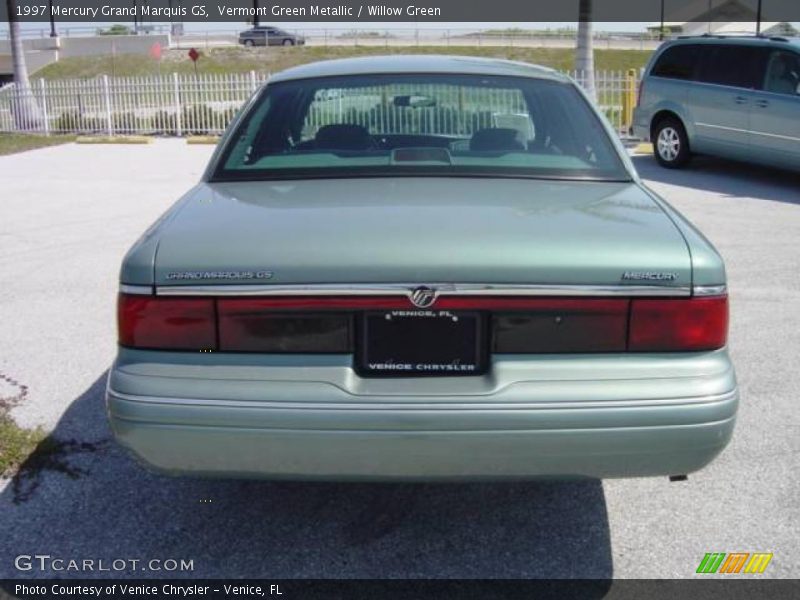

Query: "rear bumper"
<box><xmin>106</xmin><ymin>348</ymin><xmax>738</xmax><ymax>480</ymax></box>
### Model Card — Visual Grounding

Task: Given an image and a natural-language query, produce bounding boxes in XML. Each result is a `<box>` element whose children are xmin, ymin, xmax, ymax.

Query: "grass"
<box><xmin>0</xmin><ymin>416</ymin><xmax>47</xmax><ymax>479</ymax></box>
<box><xmin>34</xmin><ymin>46</ymin><xmax>652</xmax><ymax>79</ymax></box>
<box><xmin>0</xmin><ymin>133</ymin><xmax>76</xmax><ymax>156</ymax></box>
<box><xmin>0</xmin><ymin>373</ymin><xmax>107</xmax><ymax>502</ymax></box>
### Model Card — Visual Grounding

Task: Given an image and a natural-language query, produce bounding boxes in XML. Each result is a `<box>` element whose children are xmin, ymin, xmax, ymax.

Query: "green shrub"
<box><xmin>111</xmin><ymin>111</ymin><xmax>149</xmax><ymax>133</ymax></box>
<box><xmin>52</xmin><ymin>110</ymin><xmax>104</xmax><ymax>133</ymax></box>
<box><xmin>152</xmin><ymin>111</ymin><xmax>178</xmax><ymax>135</ymax></box>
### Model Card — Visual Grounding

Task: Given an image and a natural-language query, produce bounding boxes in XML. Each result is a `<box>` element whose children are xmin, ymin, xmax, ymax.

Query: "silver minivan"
<box><xmin>633</xmin><ymin>36</ymin><xmax>800</xmax><ymax>170</ymax></box>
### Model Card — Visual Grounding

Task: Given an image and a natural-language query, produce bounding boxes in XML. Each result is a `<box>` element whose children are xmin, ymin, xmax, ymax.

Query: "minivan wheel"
<box><xmin>653</xmin><ymin>118</ymin><xmax>691</xmax><ymax>168</ymax></box>
<box><xmin>283</xmin><ymin>39</ymin><xmax>294</xmax><ymax>46</ymax></box>
<box><xmin>243</xmin><ymin>39</ymin><xmax>254</xmax><ymax>47</ymax></box>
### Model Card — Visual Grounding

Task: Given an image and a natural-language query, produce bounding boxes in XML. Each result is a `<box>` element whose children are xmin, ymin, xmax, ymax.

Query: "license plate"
<box><xmin>357</xmin><ymin>310</ymin><xmax>486</xmax><ymax>377</ymax></box>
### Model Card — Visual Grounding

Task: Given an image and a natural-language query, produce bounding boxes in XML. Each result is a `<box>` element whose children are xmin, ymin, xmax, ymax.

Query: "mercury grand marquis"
<box><xmin>107</xmin><ymin>56</ymin><xmax>737</xmax><ymax>480</ymax></box>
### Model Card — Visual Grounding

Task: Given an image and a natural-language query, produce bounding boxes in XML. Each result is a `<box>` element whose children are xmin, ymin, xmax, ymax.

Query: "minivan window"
<box><xmin>763</xmin><ymin>50</ymin><xmax>800</xmax><ymax>95</ymax></box>
<box><xmin>695</xmin><ymin>45</ymin><xmax>765</xmax><ymax>89</ymax></box>
<box><xmin>651</xmin><ymin>45</ymin><xmax>700</xmax><ymax>80</ymax></box>
<box><xmin>214</xmin><ymin>73</ymin><xmax>630</xmax><ymax>182</ymax></box>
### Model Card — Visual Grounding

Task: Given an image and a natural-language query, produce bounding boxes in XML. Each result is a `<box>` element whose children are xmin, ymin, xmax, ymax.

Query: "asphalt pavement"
<box><xmin>0</xmin><ymin>141</ymin><xmax>798</xmax><ymax>578</ymax></box>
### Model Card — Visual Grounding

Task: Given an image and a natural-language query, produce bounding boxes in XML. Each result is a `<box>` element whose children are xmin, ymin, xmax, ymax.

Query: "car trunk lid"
<box><xmin>151</xmin><ymin>178</ymin><xmax>691</xmax><ymax>289</ymax></box>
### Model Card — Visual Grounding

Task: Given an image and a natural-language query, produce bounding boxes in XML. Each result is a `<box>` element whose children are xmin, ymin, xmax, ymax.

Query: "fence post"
<box><xmin>173</xmin><ymin>72</ymin><xmax>182</xmax><ymax>137</ymax></box>
<box><xmin>102</xmin><ymin>74</ymin><xmax>113</xmax><ymax>137</ymax></box>
<box><xmin>622</xmin><ymin>68</ymin><xmax>637</xmax><ymax>134</ymax></box>
<box><xmin>39</xmin><ymin>78</ymin><xmax>50</xmax><ymax>136</ymax></box>
<box><xmin>249</xmin><ymin>70</ymin><xmax>257</xmax><ymax>92</ymax></box>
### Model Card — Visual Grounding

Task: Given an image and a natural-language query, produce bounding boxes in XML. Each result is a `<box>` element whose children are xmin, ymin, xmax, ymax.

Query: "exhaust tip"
<box><xmin>669</xmin><ymin>474</ymin><xmax>689</xmax><ymax>482</ymax></box>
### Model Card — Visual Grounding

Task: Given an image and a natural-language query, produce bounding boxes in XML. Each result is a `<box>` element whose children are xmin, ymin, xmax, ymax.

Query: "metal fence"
<box><xmin>0</xmin><ymin>73</ymin><xmax>265</xmax><ymax>136</ymax></box>
<box><xmin>0</xmin><ymin>69</ymin><xmax>639</xmax><ymax>138</ymax></box>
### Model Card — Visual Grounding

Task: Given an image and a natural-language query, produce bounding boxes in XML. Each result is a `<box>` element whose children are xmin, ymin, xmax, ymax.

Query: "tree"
<box><xmin>575</xmin><ymin>0</ymin><xmax>597</xmax><ymax>103</ymax></box>
<box><xmin>5</xmin><ymin>0</ymin><xmax>43</xmax><ymax>130</ymax></box>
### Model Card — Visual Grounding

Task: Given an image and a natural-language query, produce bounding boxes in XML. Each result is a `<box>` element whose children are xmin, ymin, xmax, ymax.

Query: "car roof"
<box><xmin>664</xmin><ymin>35</ymin><xmax>800</xmax><ymax>49</ymax></box>
<box><xmin>268</xmin><ymin>55</ymin><xmax>567</xmax><ymax>83</ymax></box>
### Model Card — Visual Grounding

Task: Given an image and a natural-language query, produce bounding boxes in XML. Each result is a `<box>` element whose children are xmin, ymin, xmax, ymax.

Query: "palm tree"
<box><xmin>575</xmin><ymin>0</ymin><xmax>597</xmax><ymax>103</ymax></box>
<box><xmin>5</xmin><ymin>0</ymin><xmax>42</xmax><ymax>129</ymax></box>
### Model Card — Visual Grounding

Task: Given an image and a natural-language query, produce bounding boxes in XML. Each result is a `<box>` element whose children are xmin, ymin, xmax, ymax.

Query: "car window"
<box><xmin>214</xmin><ymin>74</ymin><xmax>629</xmax><ymax>182</ymax></box>
<box><xmin>651</xmin><ymin>44</ymin><xmax>700</xmax><ymax>80</ymax></box>
<box><xmin>695</xmin><ymin>45</ymin><xmax>765</xmax><ymax>89</ymax></box>
<box><xmin>763</xmin><ymin>50</ymin><xmax>800</xmax><ymax>95</ymax></box>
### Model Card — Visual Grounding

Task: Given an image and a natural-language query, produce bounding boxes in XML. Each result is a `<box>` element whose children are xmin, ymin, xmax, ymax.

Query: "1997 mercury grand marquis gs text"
<box><xmin>107</xmin><ymin>56</ymin><xmax>737</xmax><ymax>480</ymax></box>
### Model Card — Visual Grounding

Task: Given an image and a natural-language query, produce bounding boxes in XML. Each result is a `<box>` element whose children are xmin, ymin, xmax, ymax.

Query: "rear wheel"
<box><xmin>653</xmin><ymin>117</ymin><xmax>691</xmax><ymax>168</ymax></box>
<box><xmin>283</xmin><ymin>39</ymin><xmax>294</xmax><ymax>46</ymax></box>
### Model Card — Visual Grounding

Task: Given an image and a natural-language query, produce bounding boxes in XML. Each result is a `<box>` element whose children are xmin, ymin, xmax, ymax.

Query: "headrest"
<box><xmin>469</xmin><ymin>128</ymin><xmax>525</xmax><ymax>152</ymax></box>
<box><xmin>314</xmin><ymin>124</ymin><xmax>373</xmax><ymax>150</ymax></box>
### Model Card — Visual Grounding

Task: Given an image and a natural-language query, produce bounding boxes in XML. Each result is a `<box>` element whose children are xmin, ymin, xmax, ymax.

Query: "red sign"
<box><xmin>188</xmin><ymin>48</ymin><xmax>199</xmax><ymax>62</ymax></box>
<box><xmin>149</xmin><ymin>42</ymin><xmax>162</xmax><ymax>60</ymax></box>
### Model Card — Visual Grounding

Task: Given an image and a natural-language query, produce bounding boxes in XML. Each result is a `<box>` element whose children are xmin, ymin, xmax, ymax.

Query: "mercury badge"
<box><xmin>409</xmin><ymin>286</ymin><xmax>437</xmax><ymax>308</ymax></box>
<box><xmin>621</xmin><ymin>271</ymin><xmax>679</xmax><ymax>281</ymax></box>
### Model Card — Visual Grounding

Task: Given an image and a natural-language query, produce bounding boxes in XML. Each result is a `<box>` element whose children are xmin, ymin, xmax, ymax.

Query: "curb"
<box><xmin>631</xmin><ymin>142</ymin><xmax>653</xmax><ymax>156</ymax></box>
<box><xmin>75</xmin><ymin>136</ymin><xmax>152</xmax><ymax>144</ymax></box>
<box><xmin>186</xmin><ymin>136</ymin><xmax>220</xmax><ymax>145</ymax></box>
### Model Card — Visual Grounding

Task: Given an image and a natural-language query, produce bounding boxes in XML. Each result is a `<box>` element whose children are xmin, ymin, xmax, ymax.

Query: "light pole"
<box><xmin>253</xmin><ymin>0</ymin><xmax>260</xmax><ymax>27</ymax></box>
<box><xmin>48</xmin><ymin>0</ymin><xmax>57</xmax><ymax>37</ymax></box>
<box><xmin>756</xmin><ymin>0</ymin><xmax>762</xmax><ymax>35</ymax></box>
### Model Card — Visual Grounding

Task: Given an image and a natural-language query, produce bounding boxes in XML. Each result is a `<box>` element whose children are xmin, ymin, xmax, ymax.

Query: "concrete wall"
<box><xmin>0</xmin><ymin>34</ymin><xmax>171</xmax><ymax>76</ymax></box>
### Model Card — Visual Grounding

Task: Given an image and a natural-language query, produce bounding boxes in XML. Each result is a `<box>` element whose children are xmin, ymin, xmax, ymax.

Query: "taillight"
<box><xmin>118</xmin><ymin>294</ymin><xmax>216</xmax><ymax>350</ymax></box>
<box><xmin>218</xmin><ymin>300</ymin><xmax>351</xmax><ymax>352</ymax></box>
<box><xmin>117</xmin><ymin>293</ymin><xmax>728</xmax><ymax>354</ymax></box>
<box><xmin>628</xmin><ymin>296</ymin><xmax>728</xmax><ymax>352</ymax></box>
<box><xmin>492</xmin><ymin>298</ymin><xmax>628</xmax><ymax>353</ymax></box>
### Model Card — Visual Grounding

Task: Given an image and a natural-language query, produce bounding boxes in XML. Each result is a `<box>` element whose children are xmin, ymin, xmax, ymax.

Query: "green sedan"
<box><xmin>107</xmin><ymin>55</ymin><xmax>737</xmax><ymax>480</ymax></box>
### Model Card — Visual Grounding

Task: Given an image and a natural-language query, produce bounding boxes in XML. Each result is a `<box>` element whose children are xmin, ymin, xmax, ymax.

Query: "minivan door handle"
<box><xmin>755</xmin><ymin>99</ymin><xmax>770</xmax><ymax>108</ymax></box>
<box><xmin>734</xmin><ymin>96</ymin><xmax>748</xmax><ymax>105</ymax></box>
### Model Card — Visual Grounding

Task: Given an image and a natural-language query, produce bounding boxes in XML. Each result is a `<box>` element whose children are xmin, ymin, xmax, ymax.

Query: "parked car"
<box><xmin>634</xmin><ymin>35</ymin><xmax>800</xmax><ymax>170</ymax></box>
<box><xmin>108</xmin><ymin>56</ymin><xmax>737</xmax><ymax>480</ymax></box>
<box><xmin>238</xmin><ymin>26</ymin><xmax>305</xmax><ymax>47</ymax></box>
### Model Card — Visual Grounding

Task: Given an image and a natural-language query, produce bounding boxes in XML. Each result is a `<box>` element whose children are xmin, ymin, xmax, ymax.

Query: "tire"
<box><xmin>243</xmin><ymin>39</ymin><xmax>254</xmax><ymax>47</ymax></box>
<box><xmin>283</xmin><ymin>39</ymin><xmax>294</xmax><ymax>46</ymax></box>
<box><xmin>653</xmin><ymin>117</ymin><xmax>691</xmax><ymax>169</ymax></box>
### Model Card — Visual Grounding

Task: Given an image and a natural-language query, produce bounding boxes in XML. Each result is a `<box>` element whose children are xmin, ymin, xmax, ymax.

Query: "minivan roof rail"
<box><xmin>676</xmin><ymin>33</ymin><xmax>791</xmax><ymax>42</ymax></box>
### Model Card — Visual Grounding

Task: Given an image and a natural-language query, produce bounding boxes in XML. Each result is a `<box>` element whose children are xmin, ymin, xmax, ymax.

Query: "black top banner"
<box><xmin>3</xmin><ymin>0</ymin><xmax>800</xmax><ymax>23</ymax></box>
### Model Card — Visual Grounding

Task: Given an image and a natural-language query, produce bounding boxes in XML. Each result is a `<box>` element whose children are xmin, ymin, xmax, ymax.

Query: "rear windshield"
<box><xmin>212</xmin><ymin>73</ymin><xmax>630</xmax><ymax>182</ymax></box>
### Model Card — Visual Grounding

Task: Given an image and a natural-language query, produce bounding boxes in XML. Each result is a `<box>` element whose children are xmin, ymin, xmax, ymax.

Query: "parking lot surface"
<box><xmin>0</xmin><ymin>140</ymin><xmax>798</xmax><ymax>578</ymax></box>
